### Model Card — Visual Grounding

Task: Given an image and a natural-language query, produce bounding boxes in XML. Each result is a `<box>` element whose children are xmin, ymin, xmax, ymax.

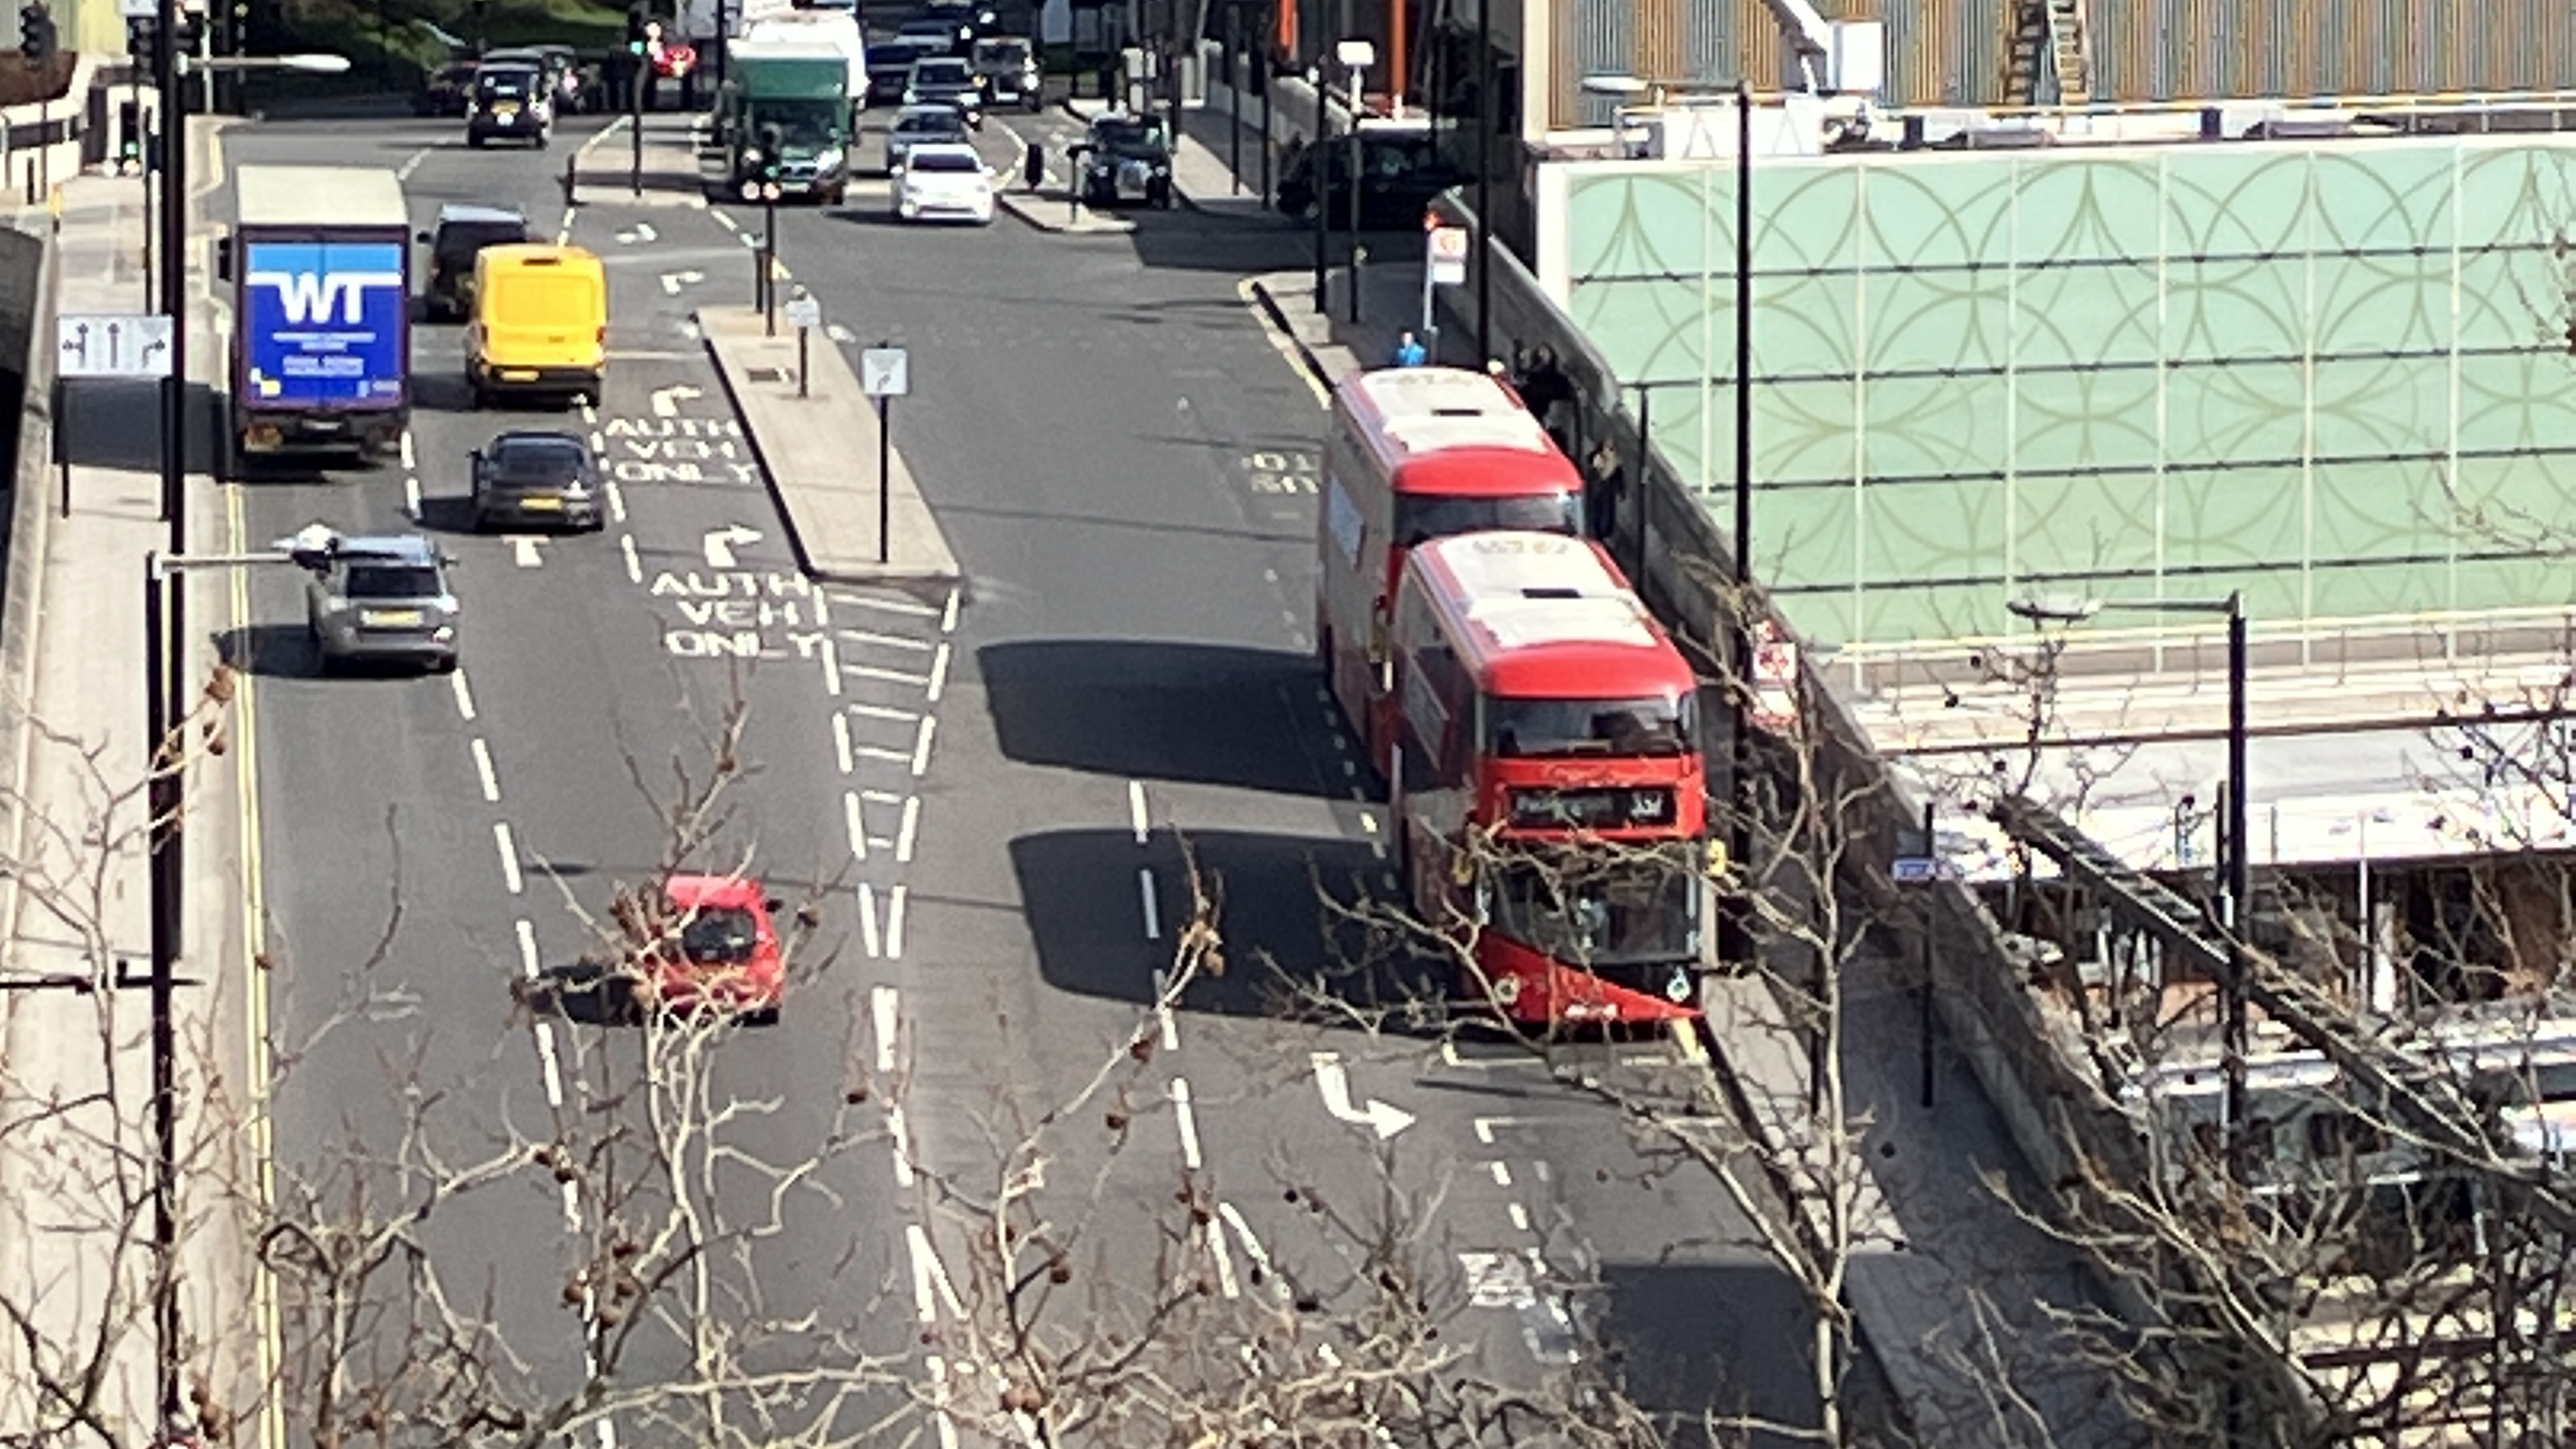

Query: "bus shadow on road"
<box><xmin>1591</xmin><ymin>1257</ymin><xmax>1823</xmax><ymax>1449</ymax></box>
<box><xmin>1013</xmin><ymin>825</ymin><xmax>1434</xmax><ymax>1027</ymax></box>
<box><xmin>980</xmin><ymin>638</ymin><xmax>1353</xmax><ymax>799</ymax></box>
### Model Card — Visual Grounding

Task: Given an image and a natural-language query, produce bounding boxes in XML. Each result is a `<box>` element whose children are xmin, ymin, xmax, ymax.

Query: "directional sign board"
<box><xmin>785</xmin><ymin>293</ymin><xmax>822</xmax><ymax>330</ymax></box>
<box><xmin>859</xmin><ymin>346</ymin><xmax>910</xmax><ymax>399</ymax></box>
<box><xmin>60</xmin><ymin>313</ymin><xmax>175</xmax><ymax>379</ymax></box>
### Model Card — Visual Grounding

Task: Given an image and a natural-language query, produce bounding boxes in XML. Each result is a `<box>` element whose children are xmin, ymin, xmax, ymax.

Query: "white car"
<box><xmin>894</xmin><ymin>142</ymin><xmax>997</xmax><ymax>224</ymax></box>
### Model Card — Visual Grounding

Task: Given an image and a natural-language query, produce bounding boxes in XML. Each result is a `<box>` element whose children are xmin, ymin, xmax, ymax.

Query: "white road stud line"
<box><xmin>894</xmin><ymin>795</ymin><xmax>921</xmax><ymax>864</ymax></box>
<box><xmin>398</xmin><ymin>431</ymin><xmax>415</xmax><ymax>469</ymax></box>
<box><xmin>515</xmin><ymin>919</ymin><xmax>542</xmax><ymax>980</ymax></box>
<box><xmin>837</xmin><ymin>592</ymin><xmax>937</xmax><ymax>618</ymax></box>
<box><xmin>857</xmin><ymin>882</ymin><xmax>882</xmax><ymax>958</ymax></box>
<box><xmin>909</xmin><ymin>716</ymin><xmax>937</xmax><ymax>776</ymax></box>
<box><xmin>1128</xmin><ymin>779</ymin><xmax>1149</xmax><ymax>845</ymax></box>
<box><xmin>449</xmin><ymin>669</ymin><xmax>478</xmax><ymax>721</ymax></box>
<box><xmin>1205</xmin><ymin>1213</ymin><xmax>1241</xmax><ymax>1299</ymax></box>
<box><xmin>839</xmin><ymin>627</ymin><xmax>933</xmax><ymax>650</ymax></box>
<box><xmin>871</xmin><ymin>984</ymin><xmax>900</xmax><ymax>1074</ymax></box>
<box><xmin>924</xmin><ymin>641</ymin><xmax>952</xmax><ymax>702</ymax></box>
<box><xmin>905</xmin><ymin>1223</ymin><xmax>967</xmax><ymax>1320</ymax></box>
<box><xmin>831</xmin><ymin>713</ymin><xmax>854</xmax><ymax>774</ymax></box>
<box><xmin>940</xmin><ymin>586</ymin><xmax>961</xmax><ymax>632</ymax></box>
<box><xmin>1217</xmin><ymin>1202</ymin><xmax>1275</xmax><ymax>1278</ymax></box>
<box><xmin>1139</xmin><ymin>869</ymin><xmax>1161</xmax><ymax>941</ymax></box>
<box><xmin>1170</xmin><ymin>1077</ymin><xmax>1203</xmax><ymax>1170</ymax></box>
<box><xmin>1508</xmin><ymin>1202</ymin><xmax>1531</xmax><ymax>1232</ymax></box>
<box><xmin>844</xmin><ymin>790</ymin><xmax>869</xmax><ymax>861</ymax></box>
<box><xmin>820</xmin><ymin>635</ymin><xmax>843</xmax><ymax>697</ymax></box>
<box><xmin>886</xmin><ymin>885</ymin><xmax>908</xmax><ymax>960</ymax></box>
<box><xmin>402</xmin><ymin>475</ymin><xmax>422</xmax><ymax>518</ymax></box>
<box><xmin>1149</xmin><ymin>967</ymin><xmax>1179</xmax><ymax>1051</ymax></box>
<box><xmin>533</xmin><ymin>1021</ymin><xmax>569</xmax><ymax>1108</ymax></box>
<box><xmin>471</xmin><ymin>738</ymin><xmax>502</xmax><ymax>802</ymax></box>
<box><xmin>1489</xmin><ymin>1162</ymin><xmax>1513</xmax><ymax>1188</ymax></box>
<box><xmin>606</xmin><ymin>479</ymin><xmax>627</xmax><ymax>523</ymax></box>
<box><xmin>888</xmin><ymin>1100</ymin><xmax>917</xmax><ymax>1187</ymax></box>
<box><xmin>494</xmin><ymin>822</ymin><xmax>524</xmax><ymax>894</ymax></box>
<box><xmin>620</xmin><ymin>533</ymin><xmax>643</xmax><ymax>583</ymax></box>
<box><xmin>860</xmin><ymin>787</ymin><xmax>905</xmax><ymax>804</ymax></box>
<box><xmin>854</xmin><ymin>744</ymin><xmax>914</xmax><ymax>764</ymax></box>
<box><xmin>847</xmin><ymin>701</ymin><xmax>919</xmax><ymax>721</ymax></box>
<box><xmin>844</xmin><ymin>663</ymin><xmax>930</xmax><ymax>687</ymax></box>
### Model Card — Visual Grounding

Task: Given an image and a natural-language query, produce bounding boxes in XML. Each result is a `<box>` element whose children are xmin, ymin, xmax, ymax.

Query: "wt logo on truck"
<box><xmin>249</xmin><ymin>265</ymin><xmax>404</xmax><ymax>325</ymax></box>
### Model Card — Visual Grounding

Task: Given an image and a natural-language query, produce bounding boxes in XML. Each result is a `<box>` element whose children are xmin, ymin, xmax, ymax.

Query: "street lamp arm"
<box><xmin>180</xmin><ymin>52</ymin><xmax>351</xmax><ymax>75</ymax></box>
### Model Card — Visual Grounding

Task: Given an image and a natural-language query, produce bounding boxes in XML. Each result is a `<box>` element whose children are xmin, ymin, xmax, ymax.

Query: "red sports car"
<box><xmin>631</xmin><ymin>873</ymin><xmax>785</xmax><ymax>1023</ymax></box>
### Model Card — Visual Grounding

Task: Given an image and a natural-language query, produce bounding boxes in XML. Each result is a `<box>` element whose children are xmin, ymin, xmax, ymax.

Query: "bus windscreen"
<box><xmin>1486</xmin><ymin>694</ymin><xmax>1694</xmax><ymax>758</ymax></box>
<box><xmin>1393</xmin><ymin>491</ymin><xmax>1583</xmax><ymax>550</ymax></box>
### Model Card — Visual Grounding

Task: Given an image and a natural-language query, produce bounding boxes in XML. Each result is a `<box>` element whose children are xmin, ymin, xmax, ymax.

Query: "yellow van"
<box><xmin>466</xmin><ymin>244</ymin><xmax>606</xmax><ymax>406</ymax></box>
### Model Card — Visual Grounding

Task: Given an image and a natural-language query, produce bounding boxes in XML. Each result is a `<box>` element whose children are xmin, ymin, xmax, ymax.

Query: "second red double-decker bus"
<box><xmin>1386</xmin><ymin>531</ymin><xmax>1708</xmax><ymax>1025</ymax></box>
<box><xmin>1317</xmin><ymin>364</ymin><xmax>1586</xmax><ymax>779</ymax></box>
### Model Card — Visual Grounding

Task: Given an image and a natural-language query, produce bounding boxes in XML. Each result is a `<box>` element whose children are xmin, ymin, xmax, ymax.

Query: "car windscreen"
<box><xmin>342</xmin><ymin>564</ymin><xmax>441</xmax><ymax>599</ymax></box>
<box><xmin>1094</xmin><ymin>122</ymin><xmax>1166</xmax><ymax>158</ymax></box>
<box><xmin>908</xmin><ymin>151</ymin><xmax>980</xmax><ymax>174</ymax></box>
<box><xmin>914</xmin><ymin>60</ymin><xmax>969</xmax><ymax>82</ymax></box>
<box><xmin>489</xmin><ymin>441</ymin><xmax>587</xmax><ymax>484</ymax></box>
<box><xmin>436</xmin><ymin>222</ymin><xmax>525</xmax><ymax>261</ymax></box>
<box><xmin>975</xmin><ymin>41</ymin><xmax>1029</xmax><ymax>66</ymax></box>
<box><xmin>677</xmin><ymin>905</ymin><xmax>759</xmax><ymax>964</ymax></box>
<box><xmin>477</xmin><ymin>70</ymin><xmax>535</xmax><ymax>97</ymax></box>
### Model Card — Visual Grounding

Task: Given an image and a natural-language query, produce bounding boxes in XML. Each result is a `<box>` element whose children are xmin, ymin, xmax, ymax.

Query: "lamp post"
<box><xmin>1307</xmin><ymin>63</ymin><xmax>1327</xmax><ymax>310</ymax></box>
<box><xmin>2006</xmin><ymin>590</ymin><xmax>2251</xmax><ymax>1170</ymax></box>
<box><xmin>1336</xmin><ymin>37</ymin><xmax>1372</xmax><ymax>326</ymax></box>
<box><xmin>144</xmin><ymin>46</ymin><xmax>345</xmax><ymax>1427</ymax></box>
<box><xmin>1471</xmin><ymin>0</ymin><xmax>1489</xmax><ymax>362</ymax></box>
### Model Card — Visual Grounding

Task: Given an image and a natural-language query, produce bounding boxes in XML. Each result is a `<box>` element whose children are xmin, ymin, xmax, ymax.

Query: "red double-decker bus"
<box><xmin>1386</xmin><ymin>531</ymin><xmax>1707</xmax><ymax>1025</ymax></box>
<box><xmin>1317</xmin><ymin>365</ymin><xmax>1585</xmax><ymax>779</ymax></box>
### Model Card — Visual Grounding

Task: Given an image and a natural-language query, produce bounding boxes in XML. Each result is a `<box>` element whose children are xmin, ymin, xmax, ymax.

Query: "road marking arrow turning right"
<box><xmin>1310</xmin><ymin>1051</ymin><xmax>1416</xmax><ymax>1139</ymax></box>
<box><xmin>659</xmin><ymin>269</ymin><xmax>705</xmax><ymax>296</ymax></box>
<box><xmin>702</xmin><ymin>523</ymin><xmax>762</xmax><ymax>568</ymax></box>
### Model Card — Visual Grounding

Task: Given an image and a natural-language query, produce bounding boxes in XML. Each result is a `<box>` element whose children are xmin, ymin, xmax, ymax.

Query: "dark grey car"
<box><xmin>903</xmin><ymin>56</ymin><xmax>983</xmax><ymax>127</ymax></box>
<box><xmin>471</xmin><ymin>430</ymin><xmax>605</xmax><ymax>531</ymax></box>
<box><xmin>304</xmin><ymin>534</ymin><xmax>460</xmax><ymax>673</ymax></box>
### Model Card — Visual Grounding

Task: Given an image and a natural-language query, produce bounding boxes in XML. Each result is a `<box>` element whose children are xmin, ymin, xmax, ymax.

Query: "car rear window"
<box><xmin>910</xmin><ymin>151</ymin><xmax>979</xmax><ymax>173</ymax></box>
<box><xmin>896</xmin><ymin>114</ymin><xmax>955</xmax><ymax>135</ymax></box>
<box><xmin>490</xmin><ymin>273</ymin><xmax>597</xmax><ymax>319</ymax></box>
<box><xmin>492</xmin><ymin>441</ymin><xmax>586</xmax><ymax>482</ymax></box>
<box><xmin>917</xmin><ymin>60</ymin><xmax>969</xmax><ymax>81</ymax></box>
<box><xmin>344</xmin><ymin>564</ymin><xmax>441</xmax><ymax>599</ymax></box>
<box><xmin>479</xmin><ymin>72</ymin><xmax>534</xmax><ymax>96</ymax></box>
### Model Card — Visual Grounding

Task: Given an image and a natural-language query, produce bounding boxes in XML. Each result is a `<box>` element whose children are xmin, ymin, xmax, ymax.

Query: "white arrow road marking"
<box><xmin>617</xmin><ymin>222</ymin><xmax>659</xmax><ymax>244</ymax></box>
<box><xmin>1309</xmin><ymin>1052</ymin><xmax>1416</xmax><ymax>1139</ymax></box>
<box><xmin>650</xmin><ymin>383</ymin><xmax>705</xmax><ymax>417</ymax></box>
<box><xmin>508</xmin><ymin>536</ymin><xmax>544</xmax><ymax>567</ymax></box>
<box><xmin>702</xmin><ymin>523</ymin><xmax>762</xmax><ymax>568</ymax></box>
<box><xmin>825</xmin><ymin>322</ymin><xmax>856</xmax><ymax>344</ymax></box>
<box><xmin>658</xmin><ymin>269</ymin><xmax>705</xmax><ymax>295</ymax></box>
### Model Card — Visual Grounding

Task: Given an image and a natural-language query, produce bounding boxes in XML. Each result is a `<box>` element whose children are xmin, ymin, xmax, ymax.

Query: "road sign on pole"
<box><xmin>859</xmin><ymin>346</ymin><xmax>909</xmax><ymax>398</ymax></box>
<box><xmin>1426</xmin><ymin>225</ymin><xmax>1468</xmax><ymax>287</ymax></box>
<box><xmin>59</xmin><ymin>312</ymin><xmax>174</xmax><ymax>378</ymax></box>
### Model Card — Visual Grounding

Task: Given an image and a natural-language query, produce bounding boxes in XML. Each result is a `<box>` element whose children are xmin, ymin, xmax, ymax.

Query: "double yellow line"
<box><xmin>222</xmin><ymin>483</ymin><xmax>284</xmax><ymax>1449</ymax></box>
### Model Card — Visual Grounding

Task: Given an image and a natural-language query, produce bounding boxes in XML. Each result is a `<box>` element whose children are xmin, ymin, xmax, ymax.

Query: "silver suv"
<box><xmin>303</xmin><ymin>533</ymin><xmax>460</xmax><ymax>673</ymax></box>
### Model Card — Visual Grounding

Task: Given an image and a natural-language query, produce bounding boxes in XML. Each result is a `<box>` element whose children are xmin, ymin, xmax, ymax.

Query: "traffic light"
<box><xmin>19</xmin><ymin>2</ymin><xmax>54</xmax><ymax>70</ymax></box>
<box><xmin>126</xmin><ymin>15</ymin><xmax>158</xmax><ymax>74</ymax></box>
<box><xmin>755</xmin><ymin>122</ymin><xmax>783</xmax><ymax>181</ymax></box>
<box><xmin>624</xmin><ymin>4</ymin><xmax>646</xmax><ymax>54</ymax></box>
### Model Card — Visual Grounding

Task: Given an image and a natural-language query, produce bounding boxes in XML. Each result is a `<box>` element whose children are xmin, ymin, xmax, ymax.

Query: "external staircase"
<box><xmin>2000</xmin><ymin>0</ymin><xmax>2092</xmax><ymax>107</ymax></box>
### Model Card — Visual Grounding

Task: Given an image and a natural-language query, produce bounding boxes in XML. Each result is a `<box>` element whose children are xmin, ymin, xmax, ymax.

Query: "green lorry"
<box><xmin>706</xmin><ymin>40</ymin><xmax>852</xmax><ymax>203</ymax></box>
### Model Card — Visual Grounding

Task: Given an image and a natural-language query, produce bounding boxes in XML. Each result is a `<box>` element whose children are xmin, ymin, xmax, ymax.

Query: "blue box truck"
<box><xmin>222</xmin><ymin>165</ymin><xmax>411</xmax><ymax>463</ymax></box>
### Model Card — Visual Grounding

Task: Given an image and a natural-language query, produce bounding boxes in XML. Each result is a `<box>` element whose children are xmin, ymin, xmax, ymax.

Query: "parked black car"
<box><xmin>1274</xmin><ymin>126</ymin><xmax>1470</xmax><ymax>229</ymax></box>
<box><xmin>418</xmin><ymin>204</ymin><xmax>530</xmax><ymax>322</ymax></box>
<box><xmin>1077</xmin><ymin>111</ymin><xmax>1172</xmax><ymax>208</ymax></box>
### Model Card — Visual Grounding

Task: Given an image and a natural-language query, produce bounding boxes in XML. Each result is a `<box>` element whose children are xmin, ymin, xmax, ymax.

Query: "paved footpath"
<box><xmin>0</xmin><ymin>126</ymin><xmax>262</xmax><ymax>1446</ymax></box>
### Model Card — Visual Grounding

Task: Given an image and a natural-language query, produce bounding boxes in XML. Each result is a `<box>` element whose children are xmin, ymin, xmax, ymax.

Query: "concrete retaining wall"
<box><xmin>0</xmin><ymin>217</ymin><xmax>56</xmax><ymax>962</ymax></box>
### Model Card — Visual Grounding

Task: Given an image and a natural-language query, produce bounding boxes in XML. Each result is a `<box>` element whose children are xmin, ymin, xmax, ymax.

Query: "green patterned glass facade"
<box><xmin>1558</xmin><ymin>137</ymin><xmax>2576</xmax><ymax>654</ymax></box>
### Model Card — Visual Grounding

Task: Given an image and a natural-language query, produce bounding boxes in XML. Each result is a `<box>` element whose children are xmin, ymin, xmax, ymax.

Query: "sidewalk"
<box><xmin>0</xmin><ymin>139</ymin><xmax>255</xmax><ymax>1442</ymax></box>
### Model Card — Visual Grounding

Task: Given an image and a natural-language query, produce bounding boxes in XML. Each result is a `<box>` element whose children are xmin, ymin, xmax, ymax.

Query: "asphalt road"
<box><xmin>223</xmin><ymin>102</ymin><xmax>1838</xmax><ymax>1446</ymax></box>
<box><xmin>219</xmin><ymin>114</ymin><xmax>914</xmax><ymax>1439</ymax></box>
